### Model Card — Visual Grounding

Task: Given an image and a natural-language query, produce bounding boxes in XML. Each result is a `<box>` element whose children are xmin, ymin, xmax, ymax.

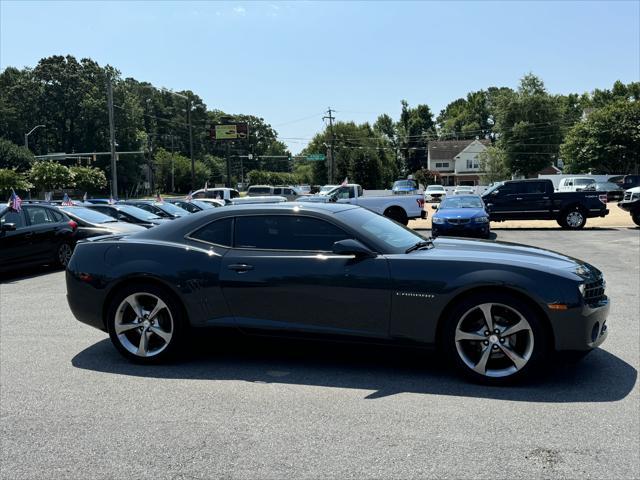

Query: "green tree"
<box><xmin>494</xmin><ymin>74</ymin><xmax>562</xmax><ymax>176</ymax></box>
<box><xmin>0</xmin><ymin>168</ymin><xmax>33</xmax><ymax>195</ymax></box>
<box><xmin>29</xmin><ymin>161</ymin><xmax>73</xmax><ymax>191</ymax></box>
<box><xmin>69</xmin><ymin>166</ymin><xmax>107</xmax><ymax>192</ymax></box>
<box><xmin>560</xmin><ymin>100</ymin><xmax>640</xmax><ymax>174</ymax></box>
<box><xmin>0</xmin><ymin>138</ymin><xmax>35</xmax><ymax>171</ymax></box>
<box><xmin>478</xmin><ymin>146</ymin><xmax>510</xmax><ymax>183</ymax></box>
<box><xmin>153</xmin><ymin>148</ymin><xmax>210</xmax><ymax>193</ymax></box>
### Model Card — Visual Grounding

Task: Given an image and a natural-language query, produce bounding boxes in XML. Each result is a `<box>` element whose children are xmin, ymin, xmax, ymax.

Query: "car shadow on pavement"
<box><xmin>71</xmin><ymin>331</ymin><xmax>637</xmax><ymax>402</ymax></box>
<box><xmin>0</xmin><ymin>264</ymin><xmax>63</xmax><ymax>284</ymax></box>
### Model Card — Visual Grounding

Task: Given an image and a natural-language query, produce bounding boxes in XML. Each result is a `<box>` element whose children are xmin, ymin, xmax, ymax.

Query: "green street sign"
<box><xmin>306</xmin><ymin>153</ymin><xmax>326</xmax><ymax>161</ymax></box>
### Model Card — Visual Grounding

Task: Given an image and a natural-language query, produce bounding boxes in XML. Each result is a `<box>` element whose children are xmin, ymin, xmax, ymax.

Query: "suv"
<box><xmin>272</xmin><ymin>186</ymin><xmax>302</xmax><ymax>201</ymax></box>
<box><xmin>0</xmin><ymin>203</ymin><xmax>78</xmax><ymax>272</ymax></box>
<box><xmin>424</xmin><ymin>185</ymin><xmax>447</xmax><ymax>202</ymax></box>
<box><xmin>246</xmin><ymin>185</ymin><xmax>274</xmax><ymax>197</ymax></box>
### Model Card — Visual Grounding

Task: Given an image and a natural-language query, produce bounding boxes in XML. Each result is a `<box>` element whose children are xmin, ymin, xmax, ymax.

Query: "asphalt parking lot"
<box><xmin>1</xmin><ymin>228</ymin><xmax>638</xmax><ymax>479</ymax></box>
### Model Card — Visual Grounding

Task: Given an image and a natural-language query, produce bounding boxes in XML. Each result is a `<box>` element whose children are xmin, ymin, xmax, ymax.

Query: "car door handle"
<box><xmin>227</xmin><ymin>263</ymin><xmax>254</xmax><ymax>273</ymax></box>
<box><xmin>24</xmin><ymin>232</ymin><xmax>33</xmax><ymax>238</ymax></box>
<box><xmin>515</xmin><ymin>197</ymin><xmax>523</xmax><ymax>200</ymax></box>
<box><xmin>543</xmin><ymin>197</ymin><xmax>550</xmax><ymax>200</ymax></box>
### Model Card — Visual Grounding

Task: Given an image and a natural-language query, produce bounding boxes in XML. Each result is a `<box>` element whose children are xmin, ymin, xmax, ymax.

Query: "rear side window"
<box><xmin>48</xmin><ymin>209</ymin><xmax>64</xmax><ymax>222</ymax></box>
<box><xmin>497</xmin><ymin>184</ymin><xmax>515</xmax><ymax>195</ymax></box>
<box><xmin>25</xmin><ymin>206</ymin><xmax>55</xmax><ymax>225</ymax></box>
<box><xmin>518</xmin><ymin>182</ymin><xmax>547</xmax><ymax>194</ymax></box>
<box><xmin>1</xmin><ymin>210</ymin><xmax>25</xmax><ymax>229</ymax></box>
<box><xmin>190</xmin><ymin>218</ymin><xmax>233</xmax><ymax>247</ymax></box>
<box><xmin>235</xmin><ymin>215</ymin><xmax>350</xmax><ymax>251</ymax></box>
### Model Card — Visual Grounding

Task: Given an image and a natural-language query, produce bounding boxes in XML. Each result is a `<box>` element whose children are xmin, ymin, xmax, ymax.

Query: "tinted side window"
<box><xmin>496</xmin><ymin>184</ymin><xmax>515</xmax><ymax>195</ymax></box>
<box><xmin>518</xmin><ymin>182</ymin><xmax>547</xmax><ymax>194</ymax></box>
<box><xmin>230</xmin><ymin>190</ymin><xmax>240</xmax><ymax>199</ymax></box>
<box><xmin>1</xmin><ymin>210</ymin><xmax>25</xmax><ymax>229</ymax></box>
<box><xmin>49</xmin><ymin>209</ymin><xmax>64</xmax><ymax>222</ymax></box>
<box><xmin>273</xmin><ymin>188</ymin><xmax>282</xmax><ymax>194</ymax></box>
<box><xmin>190</xmin><ymin>218</ymin><xmax>233</xmax><ymax>247</ymax></box>
<box><xmin>25</xmin><ymin>206</ymin><xmax>54</xmax><ymax>225</ymax></box>
<box><xmin>235</xmin><ymin>215</ymin><xmax>350</xmax><ymax>251</ymax></box>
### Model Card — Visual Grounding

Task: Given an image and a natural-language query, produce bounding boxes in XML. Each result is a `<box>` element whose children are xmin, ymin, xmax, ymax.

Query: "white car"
<box><xmin>558</xmin><ymin>177</ymin><xmax>597</xmax><ymax>192</ymax></box>
<box><xmin>424</xmin><ymin>185</ymin><xmax>447</xmax><ymax>202</ymax></box>
<box><xmin>453</xmin><ymin>186</ymin><xmax>475</xmax><ymax>195</ymax></box>
<box><xmin>319</xmin><ymin>185</ymin><xmax>338</xmax><ymax>195</ymax></box>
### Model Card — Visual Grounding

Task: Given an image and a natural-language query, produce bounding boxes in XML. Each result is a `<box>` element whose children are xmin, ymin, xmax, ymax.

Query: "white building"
<box><xmin>427</xmin><ymin>139</ymin><xmax>490</xmax><ymax>186</ymax></box>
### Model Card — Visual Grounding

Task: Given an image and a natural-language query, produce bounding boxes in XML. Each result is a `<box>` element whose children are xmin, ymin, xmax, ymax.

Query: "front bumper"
<box><xmin>432</xmin><ymin>221</ymin><xmax>490</xmax><ymax>238</ymax></box>
<box><xmin>551</xmin><ymin>297</ymin><xmax>610</xmax><ymax>352</ymax></box>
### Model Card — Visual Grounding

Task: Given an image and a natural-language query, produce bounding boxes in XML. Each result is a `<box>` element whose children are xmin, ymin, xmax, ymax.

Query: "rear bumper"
<box><xmin>66</xmin><ymin>269</ymin><xmax>107</xmax><ymax>332</ymax></box>
<box><xmin>551</xmin><ymin>297</ymin><xmax>610</xmax><ymax>351</ymax></box>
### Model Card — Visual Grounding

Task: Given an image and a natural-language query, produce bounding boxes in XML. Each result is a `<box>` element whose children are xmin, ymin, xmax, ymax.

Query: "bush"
<box><xmin>247</xmin><ymin>170</ymin><xmax>301</xmax><ymax>186</ymax></box>
<box><xmin>0</xmin><ymin>138</ymin><xmax>35</xmax><ymax>172</ymax></box>
<box><xmin>69</xmin><ymin>166</ymin><xmax>107</xmax><ymax>192</ymax></box>
<box><xmin>0</xmin><ymin>168</ymin><xmax>33</xmax><ymax>196</ymax></box>
<box><xmin>29</xmin><ymin>161</ymin><xmax>73</xmax><ymax>191</ymax></box>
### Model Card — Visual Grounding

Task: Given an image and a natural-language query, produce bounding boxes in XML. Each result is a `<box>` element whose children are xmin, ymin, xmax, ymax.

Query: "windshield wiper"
<box><xmin>405</xmin><ymin>239</ymin><xmax>433</xmax><ymax>253</ymax></box>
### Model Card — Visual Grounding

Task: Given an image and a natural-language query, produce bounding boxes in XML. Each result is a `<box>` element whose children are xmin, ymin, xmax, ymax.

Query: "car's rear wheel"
<box><xmin>442</xmin><ymin>293</ymin><xmax>549</xmax><ymax>385</ymax></box>
<box><xmin>560</xmin><ymin>207</ymin><xmax>587</xmax><ymax>229</ymax></box>
<box><xmin>384</xmin><ymin>207</ymin><xmax>408</xmax><ymax>225</ymax></box>
<box><xmin>56</xmin><ymin>242</ymin><xmax>73</xmax><ymax>267</ymax></box>
<box><xmin>106</xmin><ymin>283</ymin><xmax>186</xmax><ymax>364</ymax></box>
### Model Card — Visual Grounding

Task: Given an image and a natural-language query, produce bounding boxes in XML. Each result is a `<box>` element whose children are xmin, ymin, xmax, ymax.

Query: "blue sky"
<box><xmin>1</xmin><ymin>1</ymin><xmax>639</xmax><ymax>153</ymax></box>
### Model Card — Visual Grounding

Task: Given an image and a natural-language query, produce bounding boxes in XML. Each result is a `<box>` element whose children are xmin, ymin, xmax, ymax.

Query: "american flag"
<box><xmin>204</xmin><ymin>181</ymin><xmax>208</xmax><ymax>190</ymax></box>
<box><xmin>62</xmin><ymin>193</ymin><xmax>74</xmax><ymax>206</ymax></box>
<box><xmin>341</xmin><ymin>177</ymin><xmax>349</xmax><ymax>186</ymax></box>
<box><xmin>108</xmin><ymin>196</ymin><xmax>115</xmax><ymax>205</ymax></box>
<box><xmin>185</xmin><ymin>191</ymin><xmax>193</xmax><ymax>201</ymax></box>
<box><xmin>8</xmin><ymin>189</ymin><xmax>22</xmax><ymax>212</ymax></box>
<box><xmin>156</xmin><ymin>192</ymin><xmax>163</xmax><ymax>202</ymax></box>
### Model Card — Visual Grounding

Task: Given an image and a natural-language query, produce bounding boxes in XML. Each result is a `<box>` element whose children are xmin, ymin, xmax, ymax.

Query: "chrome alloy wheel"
<box><xmin>114</xmin><ymin>293</ymin><xmax>174</xmax><ymax>358</ymax></box>
<box><xmin>566</xmin><ymin>211</ymin><xmax>584</xmax><ymax>228</ymax></box>
<box><xmin>455</xmin><ymin>303</ymin><xmax>534</xmax><ymax>378</ymax></box>
<box><xmin>58</xmin><ymin>243</ymin><xmax>73</xmax><ymax>266</ymax></box>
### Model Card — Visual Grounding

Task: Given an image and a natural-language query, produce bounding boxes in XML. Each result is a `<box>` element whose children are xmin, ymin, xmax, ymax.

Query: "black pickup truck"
<box><xmin>481</xmin><ymin>179</ymin><xmax>609</xmax><ymax>229</ymax></box>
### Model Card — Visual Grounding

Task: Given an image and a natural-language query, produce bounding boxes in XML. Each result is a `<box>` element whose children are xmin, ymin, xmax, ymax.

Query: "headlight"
<box><xmin>578</xmin><ymin>283</ymin><xmax>586</xmax><ymax>297</ymax></box>
<box><xmin>432</xmin><ymin>217</ymin><xmax>445</xmax><ymax>224</ymax></box>
<box><xmin>474</xmin><ymin>216</ymin><xmax>489</xmax><ymax>223</ymax></box>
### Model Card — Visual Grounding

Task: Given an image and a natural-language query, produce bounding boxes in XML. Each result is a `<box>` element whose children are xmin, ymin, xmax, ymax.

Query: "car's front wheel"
<box><xmin>56</xmin><ymin>242</ymin><xmax>73</xmax><ymax>267</ymax></box>
<box><xmin>106</xmin><ymin>283</ymin><xmax>186</xmax><ymax>364</ymax></box>
<box><xmin>560</xmin><ymin>207</ymin><xmax>587</xmax><ymax>229</ymax></box>
<box><xmin>442</xmin><ymin>293</ymin><xmax>549</xmax><ymax>385</ymax></box>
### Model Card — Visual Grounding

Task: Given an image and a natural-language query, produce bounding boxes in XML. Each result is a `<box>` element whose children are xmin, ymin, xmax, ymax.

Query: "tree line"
<box><xmin>1</xmin><ymin>55</ymin><xmax>638</xmax><ymax>195</ymax></box>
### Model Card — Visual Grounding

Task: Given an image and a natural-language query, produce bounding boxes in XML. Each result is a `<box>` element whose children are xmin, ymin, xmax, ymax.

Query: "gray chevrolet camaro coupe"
<box><xmin>66</xmin><ymin>203</ymin><xmax>609</xmax><ymax>385</ymax></box>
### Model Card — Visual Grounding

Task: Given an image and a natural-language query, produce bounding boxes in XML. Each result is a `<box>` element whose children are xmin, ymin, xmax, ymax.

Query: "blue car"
<box><xmin>431</xmin><ymin>194</ymin><xmax>491</xmax><ymax>239</ymax></box>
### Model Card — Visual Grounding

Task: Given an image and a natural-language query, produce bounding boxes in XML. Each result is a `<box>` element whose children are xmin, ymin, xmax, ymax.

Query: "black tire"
<box><xmin>632</xmin><ymin>211</ymin><xmax>640</xmax><ymax>227</ymax></box>
<box><xmin>384</xmin><ymin>207</ymin><xmax>408</xmax><ymax>225</ymax></box>
<box><xmin>56</xmin><ymin>241</ymin><xmax>74</xmax><ymax>267</ymax></box>
<box><xmin>559</xmin><ymin>207</ymin><xmax>587</xmax><ymax>229</ymax></box>
<box><xmin>441</xmin><ymin>292</ymin><xmax>550</xmax><ymax>385</ymax></box>
<box><xmin>106</xmin><ymin>283</ymin><xmax>187</xmax><ymax>364</ymax></box>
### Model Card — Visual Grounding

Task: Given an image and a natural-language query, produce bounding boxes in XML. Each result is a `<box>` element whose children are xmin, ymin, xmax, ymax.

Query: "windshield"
<box><xmin>192</xmin><ymin>200</ymin><xmax>217</xmax><ymax>209</ymax></box>
<box><xmin>118</xmin><ymin>205</ymin><xmax>161</xmax><ymax>220</ymax></box>
<box><xmin>596</xmin><ymin>182</ymin><xmax>619</xmax><ymax>190</ymax></box>
<box><xmin>482</xmin><ymin>182</ymin><xmax>504</xmax><ymax>196</ymax></box>
<box><xmin>62</xmin><ymin>207</ymin><xmax>117</xmax><ymax>224</ymax></box>
<box><xmin>426</xmin><ymin>185</ymin><xmax>445</xmax><ymax>191</ymax></box>
<box><xmin>575</xmin><ymin>178</ymin><xmax>595</xmax><ymax>185</ymax></box>
<box><xmin>155</xmin><ymin>202</ymin><xmax>189</xmax><ymax>216</ymax></box>
<box><xmin>440</xmin><ymin>196</ymin><xmax>484</xmax><ymax>209</ymax></box>
<box><xmin>337</xmin><ymin>208</ymin><xmax>426</xmax><ymax>254</ymax></box>
<box><xmin>320</xmin><ymin>185</ymin><xmax>337</xmax><ymax>194</ymax></box>
<box><xmin>393</xmin><ymin>180</ymin><xmax>417</xmax><ymax>189</ymax></box>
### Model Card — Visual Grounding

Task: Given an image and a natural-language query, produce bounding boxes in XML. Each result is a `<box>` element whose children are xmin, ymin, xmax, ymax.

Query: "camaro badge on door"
<box><xmin>396</xmin><ymin>292</ymin><xmax>435</xmax><ymax>299</ymax></box>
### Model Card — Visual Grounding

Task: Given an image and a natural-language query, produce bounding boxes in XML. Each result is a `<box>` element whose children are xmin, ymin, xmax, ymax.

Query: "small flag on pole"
<box><xmin>62</xmin><ymin>193</ymin><xmax>74</xmax><ymax>206</ymax></box>
<box><xmin>44</xmin><ymin>191</ymin><xmax>52</xmax><ymax>202</ymax></box>
<box><xmin>186</xmin><ymin>191</ymin><xmax>193</xmax><ymax>201</ymax></box>
<box><xmin>108</xmin><ymin>196</ymin><xmax>114</xmax><ymax>205</ymax></box>
<box><xmin>83</xmin><ymin>192</ymin><xmax>88</xmax><ymax>202</ymax></box>
<box><xmin>204</xmin><ymin>181</ymin><xmax>208</xmax><ymax>190</ymax></box>
<box><xmin>8</xmin><ymin>189</ymin><xmax>22</xmax><ymax>212</ymax></box>
<box><xmin>341</xmin><ymin>177</ymin><xmax>349</xmax><ymax>186</ymax></box>
<box><xmin>156</xmin><ymin>192</ymin><xmax>163</xmax><ymax>202</ymax></box>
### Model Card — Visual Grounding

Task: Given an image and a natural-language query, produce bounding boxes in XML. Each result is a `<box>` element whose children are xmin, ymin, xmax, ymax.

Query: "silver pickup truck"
<box><xmin>297</xmin><ymin>184</ymin><xmax>426</xmax><ymax>225</ymax></box>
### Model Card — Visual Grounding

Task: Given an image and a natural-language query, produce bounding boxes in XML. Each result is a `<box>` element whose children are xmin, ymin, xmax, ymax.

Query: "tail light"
<box><xmin>417</xmin><ymin>198</ymin><xmax>425</xmax><ymax>208</ymax></box>
<box><xmin>598</xmin><ymin>194</ymin><xmax>608</xmax><ymax>204</ymax></box>
<box><xmin>68</xmin><ymin>220</ymin><xmax>78</xmax><ymax>231</ymax></box>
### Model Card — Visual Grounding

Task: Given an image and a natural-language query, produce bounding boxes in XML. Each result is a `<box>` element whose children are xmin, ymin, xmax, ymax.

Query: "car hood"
<box><xmin>297</xmin><ymin>195</ymin><xmax>331</xmax><ymax>203</ymax></box>
<box><xmin>433</xmin><ymin>208</ymin><xmax>486</xmax><ymax>219</ymax></box>
<box><xmin>411</xmin><ymin>237</ymin><xmax>599</xmax><ymax>280</ymax></box>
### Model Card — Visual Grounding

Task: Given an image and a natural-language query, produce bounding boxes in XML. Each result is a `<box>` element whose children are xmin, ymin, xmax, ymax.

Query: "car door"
<box><xmin>483</xmin><ymin>183</ymin><xmax>521</xmax><ymax>219</ymax></box>
<box><xmin>219</xmin><ymin>214</ymin><xmax>392</xmax><ymax>337</ymax></box>
<box><xmin>0</xmin><ymin>209</ymin><xmax>30</xmax><ymax>269</ymax></box>
<box><xmin>22</xmin><ymin>206</ymin><xmax>59</xmax><ymax>261</ymax></box>
<box><xmin>515</xmin><ymin>181</ymin><xmax>553</xmax><ymax>219</ymax></box>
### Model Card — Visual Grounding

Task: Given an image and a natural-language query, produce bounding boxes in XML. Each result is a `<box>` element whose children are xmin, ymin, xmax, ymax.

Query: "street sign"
<box><xmin>306</xmin><ymin>153</ymin><xmax>326</xmax><ymax>161</ymax></box>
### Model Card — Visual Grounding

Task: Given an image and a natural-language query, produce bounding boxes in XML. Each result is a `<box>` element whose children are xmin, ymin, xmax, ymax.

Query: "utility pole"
<box><xmin>106</xmin><ymin>74</ymin><xmax>118</xmax><ymax>199</ymax></box>
<box><xmin>226</xmin><ymin>143</ymin><xmax>232</xmax><ymax>188</ymax></box>
<box><xmin>24</xmin><ymin>125</ymin><xmax>45</xmax><ymax>152</ymax></box>
<box><xmin>323</xmin><ymin>107</ymin><xmax>335</xmax><ymax>183</ymax></box>
<box><xmin>187</xmin><ymin>99</ymin><xmax>195</xmax><ymax>189</ymax></box>
<box><xmin>170</xmin><ymin>134</ymin><xmax>175</xmax><ymax>192</ymax></box>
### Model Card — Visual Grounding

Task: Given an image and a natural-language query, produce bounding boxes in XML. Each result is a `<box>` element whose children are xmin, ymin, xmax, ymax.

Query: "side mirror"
<box><xmin>431</xmin><ymin>205</ymin><xmax>438</xmax><ymax>210</ymax></box>
<box><xmin>332</xmin><ymin>239</ymin><xmax>376</xmax><ymax>258</ymax></box>
<box><xmin>1</xmin><ymin>223</ymin><xmax>17</xmax><ymax>232</ymax></box>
